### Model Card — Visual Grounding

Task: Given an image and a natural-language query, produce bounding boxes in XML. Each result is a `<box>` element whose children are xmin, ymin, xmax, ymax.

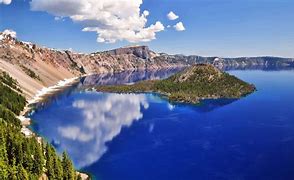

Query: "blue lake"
<box><xmin>30</xmin><ymin>70</ymin><xmax>294</xmax><ymax>180</ymax></box>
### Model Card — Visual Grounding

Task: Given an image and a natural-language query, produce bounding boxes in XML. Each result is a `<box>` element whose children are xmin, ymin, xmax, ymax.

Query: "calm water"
<box><xmin>30</xmin><ymin>70</ymin><xmax>294</xmax><ymax>180</ymax></box>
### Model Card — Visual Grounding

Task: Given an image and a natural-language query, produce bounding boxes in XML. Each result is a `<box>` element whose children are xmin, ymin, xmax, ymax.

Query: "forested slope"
<box><xmin>0</xmin><ymin>71</ymin><xmax>81</xmax><ymax>180</ymax></box>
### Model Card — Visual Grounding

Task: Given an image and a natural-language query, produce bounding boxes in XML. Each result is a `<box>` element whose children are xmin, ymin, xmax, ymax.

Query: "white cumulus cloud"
<box><xmin>174</xmin><ymin>22</ymin><xmax>186</xmax><ymax>31</ymax></box>
<box><xmin>0</xmin><ymin>0</ymin><xmax>11</xmax><ymax>5</ymax></box>
<box><xmin>167</xmin><ymin>11</ymin><xmax>179</xmax><ymax>20</ymax></box>
<box><xmin>30</xmin><ymin>0</ymin><xmax>165</xmax><ymax>43</ymax></box>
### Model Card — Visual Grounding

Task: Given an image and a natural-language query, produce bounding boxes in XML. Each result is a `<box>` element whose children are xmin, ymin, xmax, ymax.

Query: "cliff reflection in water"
<box><xmin>79</xmin><ymin>68</ymin><xmax>184</xmax><ymax>87</ymax></box>
<box><xmin>31</xmin><ymin>68</ymin><xmax>183</xmax><ymax>110</ymax></box>
<box><xmin>30</xmin><ymin>69</ymin><xmax>181</xmax><ymax>168</ymax></box>
<box><xmin>30</xmin><ymin>68</ymin><xmax>239</xmax><ymax>170</ymax></box>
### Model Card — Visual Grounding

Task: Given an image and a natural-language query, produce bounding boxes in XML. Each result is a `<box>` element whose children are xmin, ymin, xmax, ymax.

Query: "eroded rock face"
<box><xmin>1</xmin><ymin>31</ymin><xmax>294</xmax><ymax>77</ymax></box>
<box><xmin>0</xmin><ymin>36</ymin><xmax>187</xmax><ymax>75</ymax></box>
<box><xmin>0</xmin><ymin>33</ymin><xmax>188</xmax><ymax>98</ymax></box>
<box><xmin>68</xmin><ymin>45</ymin><xmax>187</xmax><ymax>74</ymax></box>
<box><xmin>0</xmin><ymin>31</ymin><xmax>293</xmax><ymax>98</ymax></box>
<box><xmin>104</xmin><ymin>45</ymin><xmax>153</xmax><ymax>59</ymax></box>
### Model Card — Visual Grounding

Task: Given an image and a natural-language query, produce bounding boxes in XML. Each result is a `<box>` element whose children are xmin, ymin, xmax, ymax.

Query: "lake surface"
<box><xmin>30</xmin><ymin>69</ymin><xmax>294</xmax><ymax>180</ymax></box>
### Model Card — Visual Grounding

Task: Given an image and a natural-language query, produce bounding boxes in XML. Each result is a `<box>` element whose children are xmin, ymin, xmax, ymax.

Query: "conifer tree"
<box><xmin>0</xmin><ymin>73</ymin><xmax>79</xmax><ymax>180</ymax></box>
<box><xmin>54</xmin><ymin>156</ymin><xmax>64</xmax><ymax>180</ymax></box>
<box><xmin>31</xmin><ymin>139</ymin><xmax>44</xmax><ymax>176</ymax></box>
<box><xmin>45</xmin><ymin>143</ymin><xmax>56</xmax><ymax>179</ymax></box>
<box><xmin>17</xmin><ymin>164</ymin><xmax>29</xmax><ymax>180</ymax></box>
<box><xmin>62</xmin><ymin>151</ymin><xmax>75</xmax><ymax>180</ymax></box>
<box><xmin>0</xmin><ymin>160</ymin><xmax>9</xmax><ymax>179</ymax></box>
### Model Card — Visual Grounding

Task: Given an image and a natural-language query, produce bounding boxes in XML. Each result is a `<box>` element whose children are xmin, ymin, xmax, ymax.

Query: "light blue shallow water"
<box><xmin>30</xmin><ymin>70</ymin><xmax>294</xmax><ymax>180</ymax></box>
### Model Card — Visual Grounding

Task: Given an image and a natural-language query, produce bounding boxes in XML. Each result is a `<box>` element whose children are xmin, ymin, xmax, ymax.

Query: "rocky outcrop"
<box><xmin>104</xmin><ymin>45</ymin><xmax>157</xmax><ymax>60</ymax></box>
<box><xmin>69</xmin><ymin>46</ymin><xmax>186</xmax><ymax>74</ymax></box>
<box><xmin>0</xmin><ymin>32</ymin><xmax>81</xmax><ymax>98</ymax></box>
<box><xmin>0</xmin><ymin>32</ymin><xmax>188</xmax><ymax>98</ymax></box>
<box><xmin>0</xmin><ymin>31</ymin><xmax>293</xmax><ymax>98</ymax></box>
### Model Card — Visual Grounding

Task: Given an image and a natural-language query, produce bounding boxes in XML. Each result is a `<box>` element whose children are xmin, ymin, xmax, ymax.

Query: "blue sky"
<box><xmin>1</xmin><ymin>0</ymin><xmax>294</xmax><ymax>57</ymax></box>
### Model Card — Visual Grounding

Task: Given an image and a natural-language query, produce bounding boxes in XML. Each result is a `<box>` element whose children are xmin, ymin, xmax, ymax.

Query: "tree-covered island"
<box><xmin>96</xmin><ymin>64</ymin><xmax>256</xmax><ymax>104</ymax></box>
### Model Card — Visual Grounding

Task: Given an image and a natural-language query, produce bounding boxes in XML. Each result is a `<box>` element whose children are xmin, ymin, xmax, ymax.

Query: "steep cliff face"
<box><xmin>0</xmin><ymin>33</ymin><xmax>187</xmax><ymax>98</ymax></box>
<box><xmin>104</xmin><ymin>45</ymin><xmax>156</xmax><ymax>59</ymax></box>
<box><xmin>67</xmin><ymin>45</ymin><xmax>187</xmax><ymax>74</ymax></box>
<box><xmin>0</xmin><ymin>31</ymin><xmax>293</xmax><ymax>99</ymax></box>
<box><xmin>0</xmin><ymin>32</ymin><xmax>81</xmax><ymax>98</ymax></box>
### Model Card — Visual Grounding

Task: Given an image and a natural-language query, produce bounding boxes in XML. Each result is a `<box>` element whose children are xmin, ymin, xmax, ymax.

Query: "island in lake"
<box><xmin>96</xmin><ymin>64</ymin><xmax>256</xmax><ymax>104</ymax></box>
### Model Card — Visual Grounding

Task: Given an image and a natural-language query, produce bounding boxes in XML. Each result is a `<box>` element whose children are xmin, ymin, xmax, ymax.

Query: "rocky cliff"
<box><xmin>0</xmin><ymin>32</ymin><xmax>185</xmax><ymax>98</ymax></box>
<box><xmin>158</xmin><ymin>54</ymin><xmax>294</xmax><ymax>71</ymax></box>
<box><xmin>0</xmin><ymin>31</ymin><xmax>293</xmax><ymax>99</ymax></box>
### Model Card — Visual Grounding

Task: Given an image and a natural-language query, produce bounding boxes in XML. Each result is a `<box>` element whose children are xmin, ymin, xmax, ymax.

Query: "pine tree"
<box><xmin>62</xmin><ymin>151</ymin><xmax>75</xmax><ymax>180</ymax></box>
<box><xmin>45</xmin><ymin>143</ymin><xmax>56</xmax><ymax>179</ymax></box>
<box><xmin>17</xmin><ymin>164</ymin><xmax>29</xmax><ymax>180</ymax></box>
<box><xmin>8</xmin><ymin>159</ymin><xmax>18</xmax><ymax>180</ymax></box>
<box><xmin>0</xmin><ymin>160</ymin><xmax>9</xmax><ymax>179</ymax></box>
<box><xmin>31</xmin><ymin>139</ymin><xmax>44</xmax><ymax>176</ymax></box>
<box><xmin>22</xmin><ymin>138</ymin><xmax>34</xmax><ymax>174</ymax></box>
<box><xmin>54</xmin><ymin>156</ymin><xmax>64</xmax><ymax>180</ymax></box>
<box><xmin>0</xmin><ymin>74</ymin><xmax>79</xmax><ymax>180</ymax></box>
<box><xmin>0</xmin><ymin>125</ymin><xmax>8</xmax><ymax>163</ymax></box>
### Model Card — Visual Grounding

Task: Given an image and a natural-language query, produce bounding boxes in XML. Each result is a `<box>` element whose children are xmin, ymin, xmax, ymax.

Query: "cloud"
<box><xmin>30</xmin><ymin>0</ymin><xmax>165</xmax><ymax>43</ymax></box>
<box><xmin>174</xmin><ymin>22</ymin><xmax>186</xmax><ymax>31</ymax></box>
<box><xmin>0</xmin><ymin>0</ymin><xmax>11</xmax><ymax>5</ymax></box>
<box><xmin>167</xmin><ymin>11</ymin><xmax>179</xmax><ymax>20</ymax></box>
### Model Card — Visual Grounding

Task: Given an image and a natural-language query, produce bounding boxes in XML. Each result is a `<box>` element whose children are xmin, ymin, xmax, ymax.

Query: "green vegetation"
<box><xmin>0</xmin><ymin>120</ymin><xmax>44</xmax><ymax>179</ymax></box>
<box><xmin>96</xmin><ymin>64</ymin><xmax>256</xmax><ymax>103</ymax></box>
<box><xmin>20</xmin><ymin>65</ymin><xmax>41</xmax><ymax>81</ymax></box>
<box><xmin>0</xmin><ymin>72</ymin><xmax>26</xmax><ymax>116</ymax></box>
<box><xmin>0</xmin><ymin>72</ymin><xmax>22</xmax><ymax>92</ymax></box>
<box><xmin>0</xmin><ymin>72</ymin><xmax>81</xmax><ymax>180</ymax></box>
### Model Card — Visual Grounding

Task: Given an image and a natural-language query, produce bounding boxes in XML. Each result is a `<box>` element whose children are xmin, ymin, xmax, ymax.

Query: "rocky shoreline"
<box><xmin>18</xmin><ymin>77</ymin><xmax>80</xmax><ymax>135</ymax></box>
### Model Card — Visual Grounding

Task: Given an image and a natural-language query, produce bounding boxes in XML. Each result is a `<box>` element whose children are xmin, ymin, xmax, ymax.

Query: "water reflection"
<box><xmin>79</xmin><ymin>68</ymin><xmax>184</xmax><ymax>87</ymax></box>
<box><xmin>193</xmin><ymin>98</ymin><xmax>238</xmax><ymax>113</ymax></box>
<box><xmin>32</xmin><ymin>68</ymin><xmax>183</xmax><ymax>109</ymax></box>
<box><xmin>30</xmin><ymin>68</ymin><xmax>240</xmax><ymax>170</ymax></box>
<box><xmin>29</xmin><ymin>70</ymin><xmax>294</xmax><ymax>180</ymax></box>
<box><xmin>34</xmin><ymin>93</ymin><xmax>149</xmax><ymax>168</ymax></box>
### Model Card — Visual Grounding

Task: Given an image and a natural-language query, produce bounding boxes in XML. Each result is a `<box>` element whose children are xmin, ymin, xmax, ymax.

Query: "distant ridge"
<box><xmin>0</xmin><ymin>31</ymin><xmax>293</xmax><ymax>99</ymax></box>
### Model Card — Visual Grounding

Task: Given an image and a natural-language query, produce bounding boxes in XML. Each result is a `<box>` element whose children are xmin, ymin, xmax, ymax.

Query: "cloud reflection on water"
<box><xmin>57</xmin><ymin>93</ymin><xmax>149</xmax><ymax>168</ymax></box>
<box><xmin>30</xmin><ymin>68</ymin><xmax>239</xmax><ymax>170</ymax></box>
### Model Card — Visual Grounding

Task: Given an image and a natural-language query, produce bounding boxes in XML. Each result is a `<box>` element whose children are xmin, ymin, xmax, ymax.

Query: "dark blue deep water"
<box><xmin>30</xmin><ymin>70</ymin><xmax>294</xmax><ymax>180</ymax></box>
